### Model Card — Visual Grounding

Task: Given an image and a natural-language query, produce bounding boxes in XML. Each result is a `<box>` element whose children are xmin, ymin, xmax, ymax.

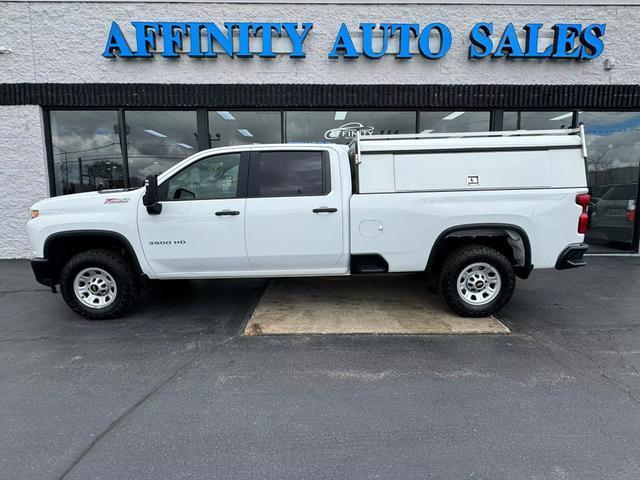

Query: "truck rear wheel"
<box><xmin>59</xmin><ymin>249</ymin><xmax>139</xmax><ymax>320</ymax></box>
<box><xmin>440</xmin><ymin>245</ymin><xmax>515</xmax><ymax>317</ymax></box>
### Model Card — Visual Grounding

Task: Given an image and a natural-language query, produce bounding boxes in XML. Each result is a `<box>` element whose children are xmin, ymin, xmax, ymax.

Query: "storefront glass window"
<box><xmin>208</xmin><ymin>111</ymin><xmax>281</xmax><ymax>147</ymax></box>
<box><xmin>504</xmin><ymin>111</ymin><xmax>574</xmax><ymax>130</ymax></box>
<box><xmin>50</xmin><ymin>110</ymin><xmax>125</xmax><ymax>195</ymax></box>
<box><xmin>125</xmin><ymin>110</ymin><xmax>198</xmax><ymax>187</ymax></box>
<box><xmin>286</xmin><ymin>111</ymin><xmax>416</xmax><ymax>144</ymax></box>
<box><xmin>579</xmin><ymin>111</ymin><xmax>640</xmax><ymax>251</ymax></box>
<box><xmin>419</xmin><ymin>111</ymin><xmax>490</xmax><ymax>133</ymax></box>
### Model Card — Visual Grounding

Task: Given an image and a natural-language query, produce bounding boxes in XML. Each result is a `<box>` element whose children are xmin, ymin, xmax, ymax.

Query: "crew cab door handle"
<box><xmin>215</xmin><ymin>210</ymin><xmax>240</xmax><ymax>216</ymax></box>
<box><xmin>312</xmin><ymin>207</ymin><xmax>338</xmax><ymax>213</ymax></box>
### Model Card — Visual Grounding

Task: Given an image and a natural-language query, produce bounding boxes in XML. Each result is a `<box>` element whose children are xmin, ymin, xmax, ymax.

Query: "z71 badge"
<box><xmin>104</xmin><ymin>198</ymin><xmax>130</xmax><ymax>204</ymax></box>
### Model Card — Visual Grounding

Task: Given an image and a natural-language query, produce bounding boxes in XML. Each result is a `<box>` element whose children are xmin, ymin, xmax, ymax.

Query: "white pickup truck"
<box><xmin>28</xmin><ymin>129</ymin><xmax>590</xmax><ymax>320</ymax></box>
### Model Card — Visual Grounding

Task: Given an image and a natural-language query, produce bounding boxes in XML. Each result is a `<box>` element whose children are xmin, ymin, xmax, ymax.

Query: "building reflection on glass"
<box><xmin>580</xmin><ymin>112</ymin><xmax>640</xmax><ymax>251</ymax></box>
<box><xmin>50</xmin><ymin>110</ymin><xmax>125</xmax><ymax>194</ymax></box>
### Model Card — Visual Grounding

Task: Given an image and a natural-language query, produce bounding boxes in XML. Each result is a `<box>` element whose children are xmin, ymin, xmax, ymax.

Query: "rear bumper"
<box><xmin>31</xmin><ymin>258</ymin><xmax>55</xmax><ymax>287</ymax></box>
<box><xmin>555</xmin><ymin>243</ymin><xmax>589</xmax><ymax>270</ymax></box>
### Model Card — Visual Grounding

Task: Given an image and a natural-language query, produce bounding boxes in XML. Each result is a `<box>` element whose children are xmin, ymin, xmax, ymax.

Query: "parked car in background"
<box><xmin>587</xmin><ymin>183</ymin><xmax>638</xmax><ymax>245</ymax></box>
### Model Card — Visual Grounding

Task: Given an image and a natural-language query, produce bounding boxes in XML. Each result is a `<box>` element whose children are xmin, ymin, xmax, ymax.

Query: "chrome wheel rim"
<box><xmin>456</xmin><ymin>262</ymin><xmax>501</xmax><ymax>306</ymax></box>
<box><xmin>73</xmin><ymin>268</ymin><xmax>117</xmax><ymax>309</ymax></box>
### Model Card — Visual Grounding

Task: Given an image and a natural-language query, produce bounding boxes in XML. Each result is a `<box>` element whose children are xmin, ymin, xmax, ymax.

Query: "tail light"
<box><xmin>576</xmin><ymin>193</ymin><xmax>590</xmax><ymax>234</ymax></box>
<box><xmin>628</xmin><ymin>199</ymin><xmax>637</xmax><ymax>222</ymax></box>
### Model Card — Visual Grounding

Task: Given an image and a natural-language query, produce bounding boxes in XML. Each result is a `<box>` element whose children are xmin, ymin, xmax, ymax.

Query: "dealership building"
<box><xmin>1</xmin><ymin>0</ymin><xmax>640</xmax><ymax>258</ymax></box>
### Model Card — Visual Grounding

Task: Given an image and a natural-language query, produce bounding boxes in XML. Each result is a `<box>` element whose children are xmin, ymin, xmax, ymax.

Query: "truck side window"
<box><xmin>164</xmin><ymin>153</ymin><xmax>241</xmax><ymax>200</ymax></box>
<box><xmin>250</xmin><ymin>151</ymin><xmax>330</xmax><ymax>197</ymax></box>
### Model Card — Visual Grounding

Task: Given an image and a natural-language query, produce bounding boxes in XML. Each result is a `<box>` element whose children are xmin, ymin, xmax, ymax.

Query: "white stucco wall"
<box><xmin>0</xmin><ymin>1</ymin><xmax>637</xmax><ymax>85</ymax></box>
<box><xmin>0</xmin><ymin>106</ymin><xmax>48</xmax><ymax>258</ymax></box>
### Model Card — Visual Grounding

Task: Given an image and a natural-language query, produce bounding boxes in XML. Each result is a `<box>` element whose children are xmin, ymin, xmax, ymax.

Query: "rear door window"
<box><xmin>249</xmin><ymin>151</ymin><xmax>330</xmax><ymax>197</ymax></box>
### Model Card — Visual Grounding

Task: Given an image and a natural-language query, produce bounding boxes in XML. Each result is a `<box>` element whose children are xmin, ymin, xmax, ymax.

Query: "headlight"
<box><xmin>30</xmin><ymin>209</ymin><xmax>40</xmax><ymax>219</ymax></box>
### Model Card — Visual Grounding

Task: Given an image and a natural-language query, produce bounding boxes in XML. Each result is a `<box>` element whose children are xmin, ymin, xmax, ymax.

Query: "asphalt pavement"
<box><xmin>1</xmin><ymin>257</ymin><xmax>639</xmax><ymax>479</ymax></box>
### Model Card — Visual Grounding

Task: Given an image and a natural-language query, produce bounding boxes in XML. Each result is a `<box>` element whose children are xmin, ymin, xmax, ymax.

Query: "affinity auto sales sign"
<box><xmin>103</xmin><ymin>21</ymin><xmax>606</xmax><ymax>61</ymax></box>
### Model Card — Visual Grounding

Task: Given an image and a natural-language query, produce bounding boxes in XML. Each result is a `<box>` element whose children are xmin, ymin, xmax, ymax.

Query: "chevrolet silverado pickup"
<box><xmin>27</xmin><ymin>128</ymin><xmax>590</xmax><ymax>319</ymax></box>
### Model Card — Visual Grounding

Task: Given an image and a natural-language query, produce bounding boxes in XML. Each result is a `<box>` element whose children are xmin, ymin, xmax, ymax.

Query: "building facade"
<box><xmin>1</xmin><ymin>0</ymin><xmax>640</xmax><ymax>258</ymax></box>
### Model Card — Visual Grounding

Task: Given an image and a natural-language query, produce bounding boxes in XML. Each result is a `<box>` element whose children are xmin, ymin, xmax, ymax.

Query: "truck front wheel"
<box><xmin>440</xmin><ymin>245</ymin><xmax>516</xmax><ymax>317</ymax></box>
<box><xmin>59</xmin><ymin>249</ymin><xmax>139</xmax><ymax>320</ymax></box>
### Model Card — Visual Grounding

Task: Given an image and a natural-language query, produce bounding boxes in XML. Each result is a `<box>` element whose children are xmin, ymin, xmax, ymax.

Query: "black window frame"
<box><xmin>158</xmin><ymin>150</ymin><xmax>250</xmax><ymax>202</ymax></box>
<box><xmin>247</xmin><ymin>149</ymin><xmax>331</xmax><ymax>198</ymax></box>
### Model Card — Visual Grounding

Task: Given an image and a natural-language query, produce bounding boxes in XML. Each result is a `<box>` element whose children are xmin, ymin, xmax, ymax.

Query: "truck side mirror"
<box><xmin>142</xmin><ymin>175</ymin><xmax>163</xmax><ymax>215</ymax></box>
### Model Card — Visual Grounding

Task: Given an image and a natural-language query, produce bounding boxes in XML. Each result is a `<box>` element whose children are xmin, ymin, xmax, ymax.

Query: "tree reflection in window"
<box><xmin>580</xmin><ymin>112</ymin><xmax>640</xmax><ymax>251</ymax></box>
<box><xmin>50</xmin><ymin>110</ymin><xmax>125</xmax><ymax>195</ymax></box>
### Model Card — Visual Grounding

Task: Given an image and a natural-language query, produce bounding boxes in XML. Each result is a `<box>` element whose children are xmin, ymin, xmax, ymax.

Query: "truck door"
<box><xmin>244</xmin><ymin>149</ymin><xmax>345</xmax><ymax>271</ymax></box>
<box><xmin>138</xmin><ymin>151</ymin><xmax>250</xmax><ymax>276</ymax></box>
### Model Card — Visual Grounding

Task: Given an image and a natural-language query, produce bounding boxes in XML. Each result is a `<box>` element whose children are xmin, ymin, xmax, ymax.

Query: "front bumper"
<box><xmin>31</xmin><ymin>258</ymin><xmax>56</xmax><ymax>288</ymax></box>
<box><xmin>555</xmin><ymin>243</ymin><xmax>589</xmax><ymax>270</ymax></box>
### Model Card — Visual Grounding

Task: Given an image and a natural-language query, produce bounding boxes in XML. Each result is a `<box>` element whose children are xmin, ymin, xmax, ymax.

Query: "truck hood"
<box><xmin>31</xmin><ymin>188</ymin><xmax>143</xmax><ymax>212</ymax></box>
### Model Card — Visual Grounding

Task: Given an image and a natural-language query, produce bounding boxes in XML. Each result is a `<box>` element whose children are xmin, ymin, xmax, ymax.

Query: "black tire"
<box><xmin>440</xmin><ymin>245</ymin><xmax>516</xmax><ymax>317</ymax></box>
<box><xmin>59</xmin><ymin>249</ymin><xmax>139</xmax><ymax>320</ymax></box>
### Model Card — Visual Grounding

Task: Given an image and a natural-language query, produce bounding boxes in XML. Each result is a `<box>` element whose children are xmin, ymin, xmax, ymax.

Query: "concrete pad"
<box><xmin>244</xmin><ymin>275</ymin><xmax>509</xmax><ymax>336</ymax></box>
